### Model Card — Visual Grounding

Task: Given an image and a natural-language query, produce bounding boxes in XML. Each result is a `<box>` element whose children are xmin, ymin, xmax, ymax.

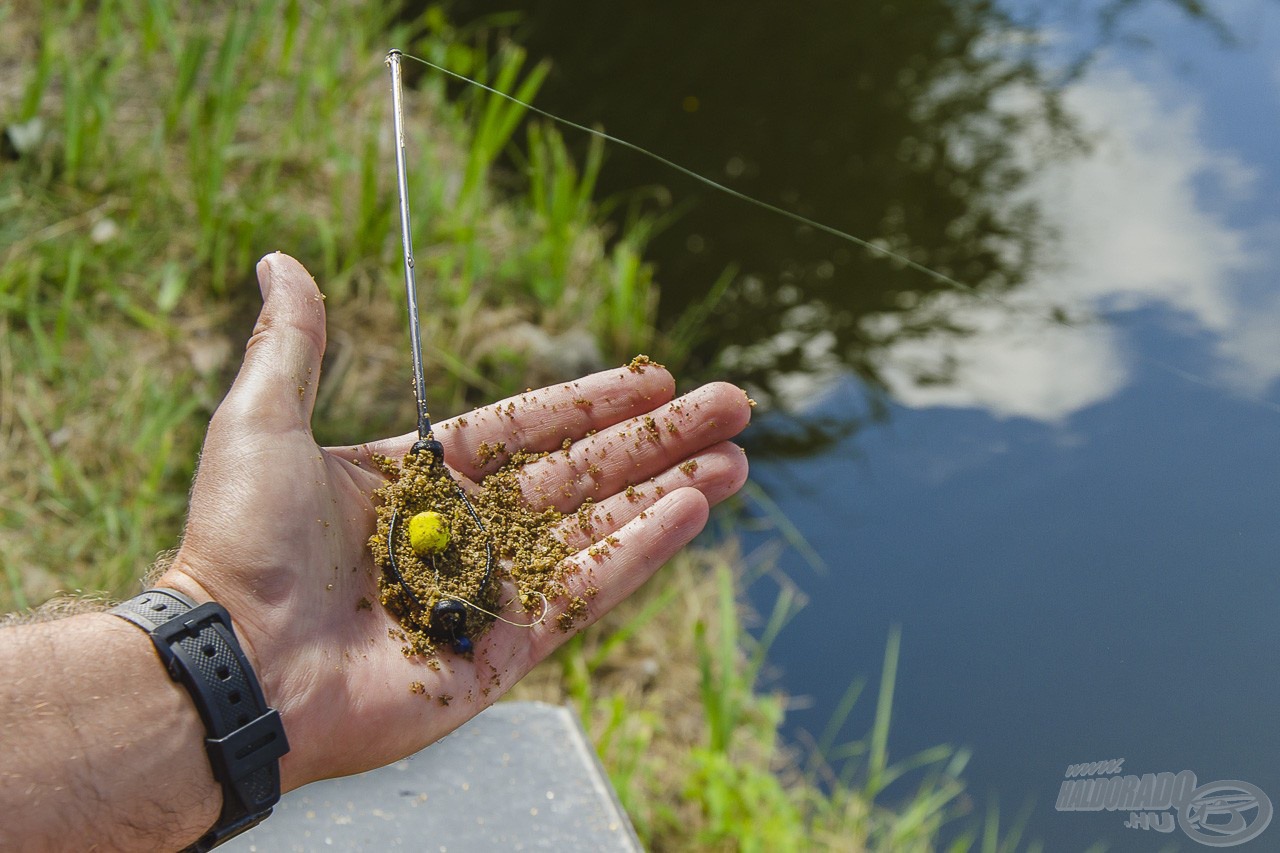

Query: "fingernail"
<box><xmin>257</xmin><ymin>253</ymin><xmax>277</xmax><ymax>301</ymax></box>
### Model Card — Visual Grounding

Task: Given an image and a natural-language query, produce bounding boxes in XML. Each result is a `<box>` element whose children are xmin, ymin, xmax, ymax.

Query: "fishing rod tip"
<box><xmin>386</xmin><ymin>48</ymin><xmax>403</xmax><ymax>65</ymax></box>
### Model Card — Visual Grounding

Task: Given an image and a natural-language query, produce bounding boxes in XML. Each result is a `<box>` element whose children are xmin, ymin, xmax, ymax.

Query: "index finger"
<box><xmin>329</xmin><ymin>363</ymin><xmax>676</xmax><ymax>480</ymax></box>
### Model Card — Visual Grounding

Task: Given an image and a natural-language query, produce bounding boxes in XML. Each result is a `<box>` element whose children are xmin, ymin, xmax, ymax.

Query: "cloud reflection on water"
<box><xmin>873</xmin><ymin>65</ymin><xmax>1277</xmax><ymax>421</ymax></box>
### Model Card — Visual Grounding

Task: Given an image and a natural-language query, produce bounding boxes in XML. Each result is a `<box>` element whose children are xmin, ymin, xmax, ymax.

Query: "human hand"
<box><xmin>158</xmin><ymin>253</ymin><xmax>751</xmax><ymax>791</ymax></box>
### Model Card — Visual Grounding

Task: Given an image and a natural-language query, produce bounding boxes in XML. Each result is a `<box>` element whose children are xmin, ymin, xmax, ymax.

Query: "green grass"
<box><xmin>0</xmin><ymin>1</ymin><xmax>1016</xmax><ymax>848</ymax></box>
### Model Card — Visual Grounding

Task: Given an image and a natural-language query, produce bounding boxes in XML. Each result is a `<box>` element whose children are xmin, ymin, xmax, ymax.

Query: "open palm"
<box><xmin>160</xmin><ymin>254</ymin><xmax>751</xmax><ymax>791</ymax></box>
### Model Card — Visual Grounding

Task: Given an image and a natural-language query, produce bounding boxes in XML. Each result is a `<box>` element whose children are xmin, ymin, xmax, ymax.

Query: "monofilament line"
<box><xmin>395</xmin><ymin>50</ymin><xmax>976</xmax><ymax>296</ymax></box>
<box><xmin>453</xmin><ymin>590</ymin><xmax>550</xmax><ymax>629</ymax></box>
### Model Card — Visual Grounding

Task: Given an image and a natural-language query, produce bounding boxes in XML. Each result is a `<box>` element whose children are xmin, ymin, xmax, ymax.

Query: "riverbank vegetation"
<box><xmin>0</xmin><ymin>2</ymin><xmax>1017</xmax><ymax>848</ymax></box>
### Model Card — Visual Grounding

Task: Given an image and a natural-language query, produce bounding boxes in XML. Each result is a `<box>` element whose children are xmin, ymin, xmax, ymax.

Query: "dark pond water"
<box><xmin>448</xmin><ymin>1</ymin><xmax>1280</xmax><ymax>847</ymax></box>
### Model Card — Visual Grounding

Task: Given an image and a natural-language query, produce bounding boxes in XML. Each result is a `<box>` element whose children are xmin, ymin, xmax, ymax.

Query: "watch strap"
<box><xmin>111</xmin><ymin>589</ymin><xmax>289</xmax><ymax>851</ymax></box>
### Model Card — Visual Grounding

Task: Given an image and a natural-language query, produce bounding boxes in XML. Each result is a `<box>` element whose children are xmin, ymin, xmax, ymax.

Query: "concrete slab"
<box><xmin>223</xmin><ymin>701</ymin><xmax>642</xmax><ymax>852</ymax></box>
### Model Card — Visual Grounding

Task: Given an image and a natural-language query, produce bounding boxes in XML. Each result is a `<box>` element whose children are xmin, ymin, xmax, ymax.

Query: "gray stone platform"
<box><xmin>223</xmin><ymin>701</ymin><xmax>642</xmax><ymax>852</ymax></box>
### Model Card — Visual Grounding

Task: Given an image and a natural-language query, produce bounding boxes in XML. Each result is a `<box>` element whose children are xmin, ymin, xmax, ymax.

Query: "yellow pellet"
<box><xmin>409</xmin><ymin>510</ymin><xmax>450</xmax><ymax>554</ymax></box>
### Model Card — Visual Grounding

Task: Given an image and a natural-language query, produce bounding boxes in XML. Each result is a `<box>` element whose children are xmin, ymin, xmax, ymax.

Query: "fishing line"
<box><xmin>396</xmin><ymin>50</ymin><xmax>975</xmax><ymax>296</ymax></box>
<box><xmin>448</xmin><ymin>586</ymin><xmax>550</xmax><ymax>628</ymax></box>
<box><xmin>393</xmin><ymin>50</ymin><xmax>1280</xmax><ymax>418</ymax></box>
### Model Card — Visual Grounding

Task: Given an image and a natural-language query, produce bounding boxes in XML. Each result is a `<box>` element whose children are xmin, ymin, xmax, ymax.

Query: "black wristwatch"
<box><xmin>111</xmin><ymin>589</ymin><xmax>289</xmax><ymax>851</ymax></box>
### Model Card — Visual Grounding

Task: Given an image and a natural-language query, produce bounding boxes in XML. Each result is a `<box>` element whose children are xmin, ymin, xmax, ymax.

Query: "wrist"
<box><xmin>110</xmin><ymin>589</ymin><xmax>288</xmax><ymax>850</ymax></box>
<box><xmin>156</xmin><ymin>564</ymin><xmax>314</xmax><ymax>793</ymax></box>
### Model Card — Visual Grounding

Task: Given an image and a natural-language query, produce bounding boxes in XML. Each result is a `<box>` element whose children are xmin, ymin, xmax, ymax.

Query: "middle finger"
<box><xmin>515</xmin><ymin>381</ymin><xmax>752</xmax><ymax>513</ymax></box>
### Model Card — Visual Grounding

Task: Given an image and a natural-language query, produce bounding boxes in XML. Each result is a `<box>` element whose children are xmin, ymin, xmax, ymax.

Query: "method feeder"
<box><xmin>386</xmin><ymin>49</ymin><xmax>494</xmax><ymax>655</ymax></box>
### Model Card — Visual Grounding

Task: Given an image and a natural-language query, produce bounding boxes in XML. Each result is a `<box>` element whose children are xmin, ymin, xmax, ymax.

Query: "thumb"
<box><xmin>217</xmin><ymin>252</ymin><xmax>328</xmax><ymax>435</ymax></box>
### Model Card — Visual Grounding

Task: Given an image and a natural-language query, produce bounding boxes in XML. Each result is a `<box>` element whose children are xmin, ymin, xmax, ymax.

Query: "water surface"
<box><xmin>448</xmin><ymin>1</ymin><xmax>1280</xmax><ymax>846</ymax></box>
